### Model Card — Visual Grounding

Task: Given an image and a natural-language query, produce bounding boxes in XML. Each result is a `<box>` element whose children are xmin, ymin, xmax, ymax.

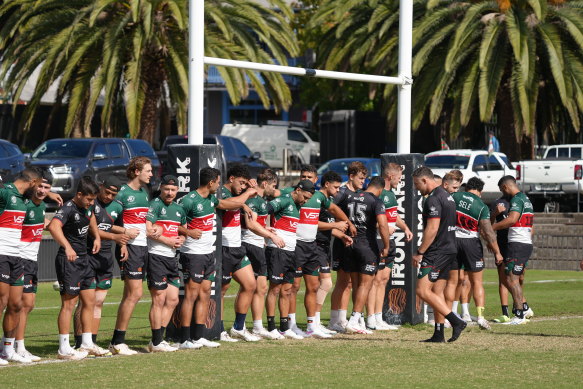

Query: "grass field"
<box><xmin>2</xmin><ymin>269</ymin><xmax>583</xmax><ymax>388</ymax></box>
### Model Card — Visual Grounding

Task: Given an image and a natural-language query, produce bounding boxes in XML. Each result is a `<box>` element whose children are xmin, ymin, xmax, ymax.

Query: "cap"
<box><xmin>102</xmin><ymin>176</ymin><xmax>122</xmax><ymax>192</ymax></box>
<box><xmin>161</xmin><ymin>175</ymin><xmax>179</xmax><ymax>186</ymax></box>
<box><xmin>296</xmin><ymin>179</ymin><xmax>315</xmax><ymax>194</ymax></box>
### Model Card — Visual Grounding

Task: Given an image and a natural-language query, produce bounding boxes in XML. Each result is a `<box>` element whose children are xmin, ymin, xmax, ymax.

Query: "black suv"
<box><xmin>0</xmin><ymin>139</ymin><xmax>25</xmax><ymax>183</ymax></box>
<box><xmin>157</xmin><ymin>134</ymin><xmax>270</xmax><ymax>177</ymax></box>
<box><xmin>26</xmin><ymin>138</ymin><xmax>161</xmax><ymax>201</ymax></box>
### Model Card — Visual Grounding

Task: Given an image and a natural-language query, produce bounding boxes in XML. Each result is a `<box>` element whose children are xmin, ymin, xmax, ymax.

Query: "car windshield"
<box><xmin>163</xmin><ymin>136</ymin><xmax>188</xmax><ymax>149</ymax></box>
<box><xmin>425</xmin><ymin>155</ymin><xmax>470</xmax><ymax>169</ymax></box>
<box><xmin>32</xmin><ymin>140</ymin><xmax>93</xmax><ymax>159</ymax></box>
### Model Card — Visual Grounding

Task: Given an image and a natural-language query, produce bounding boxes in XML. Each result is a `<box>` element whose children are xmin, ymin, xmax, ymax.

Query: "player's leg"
<box><xmin>304</xmin><ymin>273</ymin><xmax>329</xmax><ymax>338</ymax></box>
<box><xmin>288</xmin><ymin>276</ymin><xmax>303</xmax><ymax>335</ymax></box>
<box><xmin>459</xmin><ymin>271</ymin><xmax>472</xmax><ymax>321</ymax></box>
<box><xmin>93</xmin><ymin>288</ymin><xmax>108</xmax><ymax>341</ymax></box>
<box><xmin>265</xmin><ymin>247</ymin><xmax>285</xmax><ymax>339</ymax></box>
<box><xmin>15</xmin><ymin>290</ymin><xmax>38</xmax><ymax>361</ymax></box>
<box><xmin>58</xmin><ymin>293</ymin><xmax>82</xmax><ymax>358</ymax></box>
<box><xmin>329</xmin><ymin>269</ymin><xmax>351</xmax><ymax>330</ymax></box>
<box><xmin>367</xmin><ymin>266</ymin><xmax>390</xmax><ymax>330</ymax></box>
<box><xmin>230</xmin><ymin>263</ymin><xmax>259</xmax><ymax>341</ymax></box>
<box><xmin>520</xmin><ymin>270</ymin><xmax>533</xmax><ymax>318</ymax></box>
<box><xmin>494</xmin><ymin>262</ymin><xmax>511</xmax><ymax>322</ymax></box>
<box><xmin>148</xmin><ymin>287</ymin><xmax>173</xmax><ymax>352</ymax></box>
<box><xmin>468</xmin><ymin>270</ymin><xmax>490</xmax><ymax>329</ymax></box>
<box><xmin>266</xmin><ymin>281</ymin><xmax>282</xmax><ymax>334</ymax></box>
<box><xmin>192</xmin><ymin>278</ymin><xmax>220</xmax><ymax>348</ymax></box>
<box><xmin>316</xmin><ymin>273</ymin><xmax>333</xmax><ymax>330</ymax></box>
<box><xmin>2</xmin><ymin>283</ymin><xmax>24</xmax><ymax>362</ymax></box>
<box><xmin>162</xmin><ymin>282</ymin><xmax>180</xmax><ymax>329</ymax></box>
<box><xmin>78</xmin><ymin>287</ymin><xmax>110</xmax><ymax>356</ymax></box>
<box><xmin>251</xmin><ymin>276</ymin><xmax>268</xmax><ymax>329</ymax></box>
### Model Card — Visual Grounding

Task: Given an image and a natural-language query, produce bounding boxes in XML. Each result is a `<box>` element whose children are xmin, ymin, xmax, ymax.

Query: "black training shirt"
<box><xmin>346</xmin><ymin>191</ymin><xmax>386</xmax><ymax>244</ymax></box>
<box><xmin>53</xmin><ymin>200</ymin><xmax>93</xmax><ymax>256</ymax></box>
<box><xmin>422</xmin><ymin>186</ymin><xmax>456</xmax><ymax>255</ymax></box>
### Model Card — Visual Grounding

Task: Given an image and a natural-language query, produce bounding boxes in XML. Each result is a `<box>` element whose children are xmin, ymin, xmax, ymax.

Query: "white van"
<box><xmin>221</xmin><ymin>123</ymin><xmax>320</xmax><ymax>169</ymax></box>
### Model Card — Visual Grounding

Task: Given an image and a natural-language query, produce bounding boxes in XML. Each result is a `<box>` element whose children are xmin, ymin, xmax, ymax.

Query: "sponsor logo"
<box><xmin>0</xmin><ymin>274</ymin><xmax>9</xmax><ymax>279</ymax></box>
<box><xmin>207</xmin><ymin>157</ymin><xmax>217</xmax><ymax>168</ymax></box>
<box><xmin>164</xmin><ymin>224</ymin><xmax>179</xmax><ymax>233</ymax></box>
<box><xmin>128</xmin><ymin>270</ymin><xmax>143</xmax><ymax>276</ymax></box>
<box><xmin>78</xmin><ymin>225</ymin><xmax>90</xmax><ymax>235</ymax></box>
<box><xmin>32</xmin><ymin>228</ymin><xmax>43</xmax><ymax>236</ymax></box>
<box><xmin>137</xmin><ymin>211</ymin><xmax>148</xmax><ymax>219</ymax></box>
<box><xmin>197</xmin><ymin>204</ymin><xmax>203</xmax><ymax>211</ymax></box>
<box><xmin>429</xmin><ymin>206</ymin><xmax>438</xmax><ymax>217</ymax></box>
<box><xmin>98</xmin><ymin>223</ymin><xmax>111</xmax><ymax>231</ymax></box>
<box><xmin>13</xmin><ymin>215</ymin><xmax>25</xmax><ymax>224</ymax></box>
<box><xmin>127</xmin><ymin>196</ymin><xmax>135</xmax><ymax>203</ymax></box>
<box><xmin>29</xmin><ymin>210</ymin><xmax>35</xmax><ymax>218</ymax></box>
<box><xmin>448</xmin><ymin>226</ymin><xmax>456</xmax><ymax>232</ymax></box>
<box><xmin>154</xmin><ymin>280</ymin><xmax>167</xmax><ymax>286</ymax></box>
<box><xmin>74</xmin><ymin>213</ymin><xmax>80</xmax><ymax>221</ymax></box>
<box><xmin>303</xmin><ymin>211</ymin><xmax>319</xmax><ymax>220</ymax></box>
<box><xmin>11</xmin><ymin>196</ymin><xmax>16</xmax><ymax>204</ymax></box>
<box><xmin>176</xmin><ymin>157</ymin><xmax>191</xmax><ymax>174</ymax></box>
<box><xmin>365</xmin><ymin>264</ymin><xmax>376</xmax><ymax>272</ymax></box>
<box><xmin>272</xmin><ymin>274</ymin><xmax>284</xmax><ymax>281</ymax></box>
<box><xmin>69</xmin><ymin>285</ymin><xmax>81</xmax><ymax>291</ymax></box>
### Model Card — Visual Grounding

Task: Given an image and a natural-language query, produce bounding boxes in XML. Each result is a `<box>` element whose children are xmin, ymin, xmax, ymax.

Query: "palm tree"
<box><xmin>0</xmin><ymin>0</ymin><xmax>298</xmax><ymax>143</ymax></box>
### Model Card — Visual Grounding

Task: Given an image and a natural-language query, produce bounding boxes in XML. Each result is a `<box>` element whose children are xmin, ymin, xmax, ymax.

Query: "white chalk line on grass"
<box><xmin>483</xmin><ymin>278</ymin><xmax>582</xmax><ymax>285</ymax></box>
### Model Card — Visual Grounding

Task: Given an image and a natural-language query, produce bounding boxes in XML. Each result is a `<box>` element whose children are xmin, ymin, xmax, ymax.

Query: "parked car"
<box><xmin>424</xmin><ymin>149</ymin><xmax>515</xmax><ymax>204</ymax></box>
<box><xmin>26</xmin><ymin>138</ymin><xmax>161</xmax><ymax>203</ymax></box>
<box><xmin>516</xmin><ymin>144</ymin><xmax>583</xmax><ymax>212</ymax></box>
<box><xmin>221</xmin><ymin>122</ymin><xmax>320</xmax><ymax>169</ymax></box>
<box><xmin>316</xmin><ymin>157</ymin><xmax>381</xmax><ymax>188</ymax></box>
<box><xmin>157</xmin><ymin>134</ymin><xmax>270</xmax><ymax>178</ymax></box>
<box><xmin>0</xmin><ymin>139</ymin><xmax>25</xmax><ymax>183</ymax></box>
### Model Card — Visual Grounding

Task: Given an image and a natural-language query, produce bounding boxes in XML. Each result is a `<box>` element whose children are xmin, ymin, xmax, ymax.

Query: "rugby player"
<box><xmin>48</xmin><ymin>177</ymin><xmax>109</xmax><ymax>359</ymax></box>
<box><xmin>265</xmin><ymin>180</ymin><xmax>314</xmax><ymax>339</ymax></box>
<box><xmin>492</xmin><ymin>176</ymin><xmax>534</xmax><ymax>325</ymax></box>
<box><xmin>73</xmin><ymin>177</ymin><xmax>131</xmax><ymax>350</ymax></box>
<box><xmin>110</xmin><ymin>157</ymin><xmax>161</xmax><ymax>355</ymax></box>
<box><xmin>328</xmin><ymin>161</ymin><xmax>365</xmax><ymax>332</ymax></box>
<box><xmin>0</xmin><ymin>168</ymin><xmax>41</xmax><ymax>364</ymax></box>
<box><xmin>366</xmin><ymin>163</ymin><xmax>413</xmax><ymax>331</ymax></box>
<box><xmin>13</xmin><ymin>171</ymin><xmax>53</xmax><ymax>361</ymax></box>
<box><xmin>452</xmin><ymin>177</ymin><xmax>503</xmax><ymax>330</ymax></box>
<box><xmin>412</xmin><ymin>167</ymin><xmax>467</xmax><ymax>343</ymax></box>
<box><xmin>344</xmin><ymin>176</ymin><xmax>390</xmax><ymax>334</ymax></box>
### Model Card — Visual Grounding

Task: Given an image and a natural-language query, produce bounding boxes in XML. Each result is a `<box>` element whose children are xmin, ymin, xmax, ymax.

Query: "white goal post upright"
<box><xmin>188</xmin><ymin>1</ymin><xmax>413</xmax><ymax>153</ymax></box>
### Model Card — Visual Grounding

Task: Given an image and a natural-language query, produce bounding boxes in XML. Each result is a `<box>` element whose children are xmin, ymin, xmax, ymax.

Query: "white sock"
<box><xmin>366</xmin><ymin>314</ymin><xmax>376</xmax><ymax>327</ymax></box>
<box><xmin>330</xmin><ymin>310</ymin><xmax>338</xmax><ymax>323</ymax></box>
<box><xmin>307</xmin><ymin>316</ymin><xmax>316</xmax><ymax>331</ymax></box>
<box><xmin>0</xmin><ymin>336</ymin><xmax>5</xmax><ymax>352</ymax></box>
<box><xmin>452</xmin><ymin>301</ymin><xmax>459</xmax><ymax>313</ymax></box>
<box><xmin>315</xmin><ymin>312</ymin><xmax>321</xmax><ymax>325</ymax></box>
<box><xmin>288</xmin><ymin>313</ymin><xmax>296</xmax><ymax>326</ymax></box>
<box><xmin>15</xmin><ymin>339</ymin><xmax>25</xmax><ymax>352</ymax></box>
<box><xmin>462</xmin><ymin>303</ymin><xmax>470</xmax><ymax>317</ymax></box>
<box><xmin>3</xmin><ymin>337</ymin><xmax>15</xmax><ymax>356</ymax></box>
<box><xmin>375</xmin><ymin>312</ymin><xmax>383</xmax><ymax>324</ymax></box>
<box><xmin>81</xmin><ymin>332</ymin><xmax>94</xmax><ymax>347</ymax></box>
<box><xmin>253</xmin><ymin>320</ymin><xmax>263</xmax><ymax>330</ymax></box>
<box><xmin>349</xmin><ymin>312</ymin><xmax>362</xmax><ymax>324</ymax></box>
<box><xmin>339</xmin><ymin>309</ymin><xmax>348</xmax><ymax>323</ymax></box>
<box><xmin>59</xmin><ymin>334</ymin><xmax>71</xmax><ymax>354</ymax></box>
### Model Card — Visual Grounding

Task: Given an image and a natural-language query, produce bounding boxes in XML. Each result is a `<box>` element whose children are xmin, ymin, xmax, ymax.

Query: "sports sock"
<box><xmin>161</xmin><ymin>326</ymin><xmax>166</xmax><ymax>339</ymax></box>
<box><xmin>220</xmin><ymin>321</ymin><xmax>225</xmax><ymax>332</ymax></box>
<box><xmin>92</xmin><ymin>334</ymin><xmax>97</xmax><ymax>344</ymax></box>
<box><xmin>193</xmin><ymin>324</ymin><xmax>205</xmax><ymax>341</ymax></box>
<box><xmin>151</xmin><ymin>328</ymin><xmax>163</xmax><ymax>346</ymax></box>
<box><xmin>330</xmin><ymin>310</ymin><xmax>339</xmax><ymax>324</ymax></box>
<box><xmin>233</xmin><ymin>312</ymin><xmax>247</xmax><ymax>331</ymax></box>
<box><xmin>477</xmin><ymin>306</ymin><xmax>485</xmax><ymax>319</ymax></box>
<box><xmin>375</xmin><ymin>312</ymin><xmax>383</xmax><ymax>324</ymax></box>
<box><xmin>349</xmin><ymin>311</ymin><xmax>362</xmax><ymax>325</ymax></box>
<box><xmin>461</xmin><ymin>303</ymin><xmax>470</xmax><ymax>317</ymax></box>
<box><xmin>3</xmin><ymin>337</ymin><xmax>15</xmax><ymax>356</ymax></box>
<box><xmin>501</xmin><ymin>305</ymin><xmax>509</xmax><ymax>317</ymax></box>
<box><xmin>339</xmin><ymin>309</ymin><xmax>348</xmax><ymax>323</ymax></box>
<box><xmin>315</xmin><ymin>312</ymin><xmax>321</xmax><ymax>325</ymax></box>
<box><xmin>445</xmin><ymin>312</ymin><xmax>467</xmax><ymax>342</ymax></box>
<box><xmin>280</xmin><ymin>317</ymin><xmax>289</xmax><ymax>332</ymax></box>
<box><xmin>307</xmin><ymin>317</ymin><xmax>316</xmax><ymax>331</ymax></box>
<box><xmin>74</xmin><ymin>335</ymin><xmax>82</xmax><ymax>349</ymax></box>
<box><xmin>15</xmin><ymin>339</ymin><xmax>25</xmax><ymax>352</ymax></box>
<box><xmin>452</xmin><ymin>301</ymin><xmax>459</xmax><ymax>313</ymax></box>
<box><xmin>59</xmin><ymin>334</ymin><xmax>71</xmax><ymax>354</ymax></box>
<box><xmin>253</xmin><ymin>320</ymin><xmax>263</xmax><ymax>330</ymax></box>
<box><xmin>180</xmin><ymin>326</ymin><xmax>191</xmax><ymax>343</ymax></box>
<box><xmin>421</xmin><ymin>323</ymin><xmax>444</xmax><ymax>342</ymax></box>
<box><xmin>81</xmin><ymin>332</ymin><xmax>93</xmax><ymax>347</ymax></box>
<box><xmin>366</xmin><ymin>315</ymin><xmax>376</xmax><ymax>328</ymax></box>
<box><xmin>445</xmin><ymin>312</ymin><xmax>465</xmax><ymax>327</ymax></box>
<box><xmin>515</xmin><ymin>309</ymin><xmax>524</xmax><ymax>319</ymax></box>
<box><xmin>523</xmin><ymin>301</ymin><xmax>529</xmax><ymax>311</ymax></box>
<box><xmin>267</xmin><ymin>316</ymin><xmax>276</xmax><ymax>332</ymax></box>
<box><xmin>111</xmin><ymin>329</ymin><xmax>126</xmax><ymax>345</ymax></box>
<box><xmin>288</xmin><ymin>313</ymin><xmax>296</xmax><ymax>326</ymax></box>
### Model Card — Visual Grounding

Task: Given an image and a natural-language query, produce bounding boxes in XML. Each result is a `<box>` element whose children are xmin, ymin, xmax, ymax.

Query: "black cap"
<box><xmin>161</xmin><ymin>175</ymin><xmax>179</xmax><ymax>186</ymax></box>
<box><xmin>296</xmin><ymin>179</ymin><xmax>315</xmax><ymax>194</ymax></box>
<box><xmin>102</xmin><ymin>176</ymin><xmax>122</xmax><ymax>192</ymax></box>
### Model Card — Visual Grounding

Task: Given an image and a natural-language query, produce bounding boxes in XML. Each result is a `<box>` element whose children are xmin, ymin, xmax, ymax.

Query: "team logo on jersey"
<box><xmin>275</xmin><ymin>198</ymin><xmax>281</xmax><ymax>203</ymax></box>
<box><xmin>288</xmin><ymin>205</ymin><xmax>293</xmax><ymax>211</ymax></box>
<box><xmin>127</xmin><ymin>195</ymin><xmax>135</xmax><ymax>203</ymax></box>
<box><xmin>10</xmin><ymin>196</ymin><xmax>16</xmax><ymax>204</ymax></box>
<box><xmin>317</xmin><ymin>198</ymin><xmax>321</xmax><ymax>204</ymax></box>
<box><xmin>176</xmin><ymin>212</ymin><xmax>181</xmax><ymax>217</ymax></box>
<box><xmin>261</xmin><ymin>203</ymin><xmax>266</xmax><ymax>210</ymax></box>
<box><xmin>429</xmin><ymin>206</ymin><xmax>438</xmax><ymax>217</ymax></box>
<box><xmin>384</xmin><ymin>196</ymin><xmax>389</xmax><ymax>202</ymax></box>
<box><xmin>74</xmin><ymin>213</ymin><xmax>80</xmax><ymax>221</ymax></box>
<box><xmin>111</xmin><ymin>211</ymin><xmax>118</xmax><ymax>218</ymax></box>
<box><xmin>29</xmin><ymin>210</ymin><xmax>35</xmax><ymax>218</ymax></box>
<box><xmin>197</xmin><ymin>204</ymin><xmax>203</xmax><ymax>211</ymax></box>
<box><xmin>95</xmin><ymin>205</ymin><xmax>100</xmax><ymax>213</ymax></box>
<box><xmin>161</xmin><ymin>208</ymin><xmax>167</xmax><ymax>215</ymax></box>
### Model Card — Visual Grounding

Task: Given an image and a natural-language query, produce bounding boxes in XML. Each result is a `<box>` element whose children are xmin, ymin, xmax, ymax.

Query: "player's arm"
<box><xmin>48</xmin><ymin>218</ymin><xmax>77</xmax><ymax>262</ymax></box>
<box><xmin>412</xmin><ymin>218</ymin><xmax>439</xmax><ymax>268</ymax></box>
<box><xmin>46</xmin><ymin>191</ymin><xmax>63</xmax><ymax>206</ymax></box>
<box><xmin>146</xmin><ymin>220</ymin><xmax>174</xmax><ymax>247</ymax></box>
<box><xmin>243</xmin><ymin>211</ymin><xmax>285</xmax><ymax>248</ymax></box>
<box><xmin>376</xmin><ymin>213</ymin><xmax>390</xmax><ymax>257</ymax></box>
<box><xmin>396</xmin><ymin>215</ymin><xmax>413</xmax><ymax>242</ymax></box>
<box><xmin>100</xmin><ymin>226</ymin><xmax>130</xmax><ymax>245</ymax></box>
<box><xmin>332</xmin><ymin>228</ymin><xmax>353</xmax><ymax>247</ymax></box>
<box><xmin>88</xmin><ymin>213</ymin><xmax>101</xmax><ymax>254</ymax></box>
<box><xmin>492</xmin><ymin>211</ymin><xmax>519</xmax><ymax>231</ymax></box>
<box><xmin>317</xmin><ymin>220</ymin><xmax>347</xmax><ymax>232</ymax></box>
<box><xmin>479</xmin><ymin>219</ymin><xmax>503</xmax><ymax>265</ymax></box>
<box><xmin>217</xmin><ymin>198</ymin><xmax>253</xmax><ymax>219</ymax></box>
<box><xmin>327</xmin><ymin>203</ymin><xmax>356</xmax><ymax>236</ymax></box>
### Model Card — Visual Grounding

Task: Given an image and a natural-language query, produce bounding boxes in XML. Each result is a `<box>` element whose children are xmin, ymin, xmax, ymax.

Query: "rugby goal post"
<box><xmin>188</xmin><ymin>0</ymin><xmax>414</xmax><ymax>154</ymax></box>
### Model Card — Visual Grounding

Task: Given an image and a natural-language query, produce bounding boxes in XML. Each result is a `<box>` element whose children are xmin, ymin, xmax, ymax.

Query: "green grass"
<box><xmin>2</xmin><ymin>269</ymin><xmax>583</xmax><ymax>388</ymax></box>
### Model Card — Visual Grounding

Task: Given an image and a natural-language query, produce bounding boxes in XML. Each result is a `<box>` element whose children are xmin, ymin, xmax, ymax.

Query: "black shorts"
<box><xmin>456</xmin><ymin>238</ymin><xmax>485</xmax><ymax>272</ymax></box>
<box><xmin>117</xmin><ymin>244</ymin><xmax>148</xmax><ymax>281</ymax></box>
<box><xmin>222</xmin><ymin>246</ymin><xmax>251</xmax><ymax>284</ymax></box>
<box><xmin>295</xmin><ymin>241</ymin><xmax>321</xmax><ymax>277</ymax></box>
<box><xmin>0</xmin><ymin>255</ymin><xmax>23</xmax><ymax>286</ymax></box>
<box><xmin>89</xmin><ymin>251</ymin><xmax>114</xmax><ymax>289</ymax></box>
<box><xmin>181</xmin><ymin>252</ymin><xmax>216</xmax><ymax>284</ymax></box>
<box><xmin>332</xmin><ymin>238</ymin><xmax>353</xmax><ymax>272</ymax></box>
<box><xmin>55</xmin><ymin>254</ymin><xmax>96</xmax><ymax>296</ymax></box>
<box><xmin>351</xmin><ymin>239</ymin><xmax>379</xmax><ymax>275</ymax></box>
<box><xmin>377</xmin><ymin>238</ymin><xmax>396</xmax><ymax>270</ymax></box>
<box><xmin>315</xmin><ymin>243</ymin><xmax>331</xmax><ymax>274</ymax></box>
<box><xmin>243</xmin><ymin>242</ymin><xmax>267</xmax><ymax>278</ymax></box>
<box><xmin>22</xmin><ymin>259</ymin><xmax>38</xmax><ymax>293</ymax></box>
<box><xmin>266</xmin><ymin>247</ymin><xmax>295</xmax><ymax>285</ymax></box>
<box><xmin>505</xmin><ymin>242</ymin><xmax>533</xmax><ymax>276</ymax></box>
<box><xmin>147</xmin><ymin>253</ymin><xmax>181</xmax><ymax>290</ymax></box>
<box><xmin>418</xmin><ymin>252</ymin><xmax>456</xmax><ymax>283</ymax></box>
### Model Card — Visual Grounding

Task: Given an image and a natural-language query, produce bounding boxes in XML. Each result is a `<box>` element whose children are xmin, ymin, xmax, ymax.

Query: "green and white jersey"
<box><xmin>242</xmin><ymin>196</ymin><xmax>269</xmax><ymax>248</ymax></box>
<box><xmin>508</xmin><ymin>192</ymin><xmax>534</xmax><ymax>244</ymax></box>
<box><xmin>0</xmin><ymin>183</ymin><xmax>27</xmax><ymax>256</ymax></box>
<box><xmin>380</xmin><ymin>189</ymin><xmax>398</xmax><ymax>228</ymax></box>
<box><xmin>279</xmin><ymin>187</ymin><xmax>294</xmax><ymax>198</ymax></box>
<box><xmin>179</xmin><ymin>190</ymin><xmax>219</xmax><ymax>255</ymax></box>
<box><xmin>452</xmin><ymin>191</ymin><xmax>490</xmax><ymax>239</ymax></box>
<box><xmin>116</xmin><ymin>184</ymin><xmax>150</xmax><ymax>246</ymax></box>
<box><xmin>20</xmin><ymin>199</ymin><xmax>46</xmax><ymax>261</ymax></box>
<box><xmin>220</xmin><ymin>186</ymin><xmax>241</xmax><ymax>247</ymax></box>
<box><xmin>146</xmin><ymin>197</ymin><xmax>186</xmax><ymax>257</ymax></box>
<box><xmin>297</xmin><ymin>191</ymin><xmax>332</xmax><ymax>243</ymax></box>
<box><xmin>267</xmin><ymin>196</ymin><xmax>300</xmax><ymax>251</ymax></box>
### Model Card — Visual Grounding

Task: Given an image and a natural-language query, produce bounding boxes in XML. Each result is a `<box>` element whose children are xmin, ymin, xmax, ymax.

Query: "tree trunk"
<box><xmin>137</xmin><ymin>59</ymin><xmax>163</xmax><ymax>145</ymax></box>
<box><xmin>496</xmin><ymin>84</ymin><xmax>520</xmax><ymax>161</ymax></box>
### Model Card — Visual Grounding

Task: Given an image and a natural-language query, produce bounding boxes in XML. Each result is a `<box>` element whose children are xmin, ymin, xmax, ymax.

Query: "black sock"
<box><xmin>445</xmin><ymin>312</ymin><xmax>464</xmax><ymax>326</ymax></box>
<box><xmin>220</xmin><ymin>321</ymin><xmax>225</xmax><ymax>332</ymax></box>
<box><xmin>92</xmin><ymin>334</ymin><xmax>97</xmax><ymax>344</ymax></box>
<box><xmin>74</xmin><ymin>335</ymin><xmax>82</xmax><ymax>349</ymax></box>
<box><xmin>280</xmin><ymin>317</ymin><xmax>289</xmax><ymax>332</ymax></box>
<box><xmin>523</xmin><ymin>302</ymin><xmax>529</xmax><ymax>311</ymax></box>
<box><xmin>435</xmin><ymin>323</ymin><xmax>444</xmax><ymax>336</ymax></box>
<box><xmin>421</xmin><ymin>323</ymin><xmax>445</xmax><ymax>342</ymax></box>
<box><xmin>446</xmin><ymin>312</ymin><xmax>467</xmax><ymax>343</ymax></box>
<box><xmin>233</xmin><ymin>312</ymin><xmax>246</xmax><ymax>331</ymax></box>
<box><xmin>267</xmin><ymin>316</ymin><xmax>276</xmax><ymax>332</ymax></box>
<box><xmin>180</xmin><ymin>326</ymin><xmax>191</xmax><ymax>343</ymax></box>
<box><xmin>151</xmin><ymin>328</ymin><xmax>163</xmax><ymax>346</ymax></box>
<box><xmin>111</xmin><ymin>330</ymin><xmax>126</xmax><ymax>346</ymax></box>
<box><xmin>515</xmin><ymin>309</ymin><xmax>524</xmax><ymax>319</ymax></box>
<box><xmin>193</xmin><ymin>324</ymin><xmax>205</xmax><ymax>341</ymax></box>
<box><xmin>502</xmin><ymin>305</ymin><xmax>509</xmax><ymax>317</ymax></box>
